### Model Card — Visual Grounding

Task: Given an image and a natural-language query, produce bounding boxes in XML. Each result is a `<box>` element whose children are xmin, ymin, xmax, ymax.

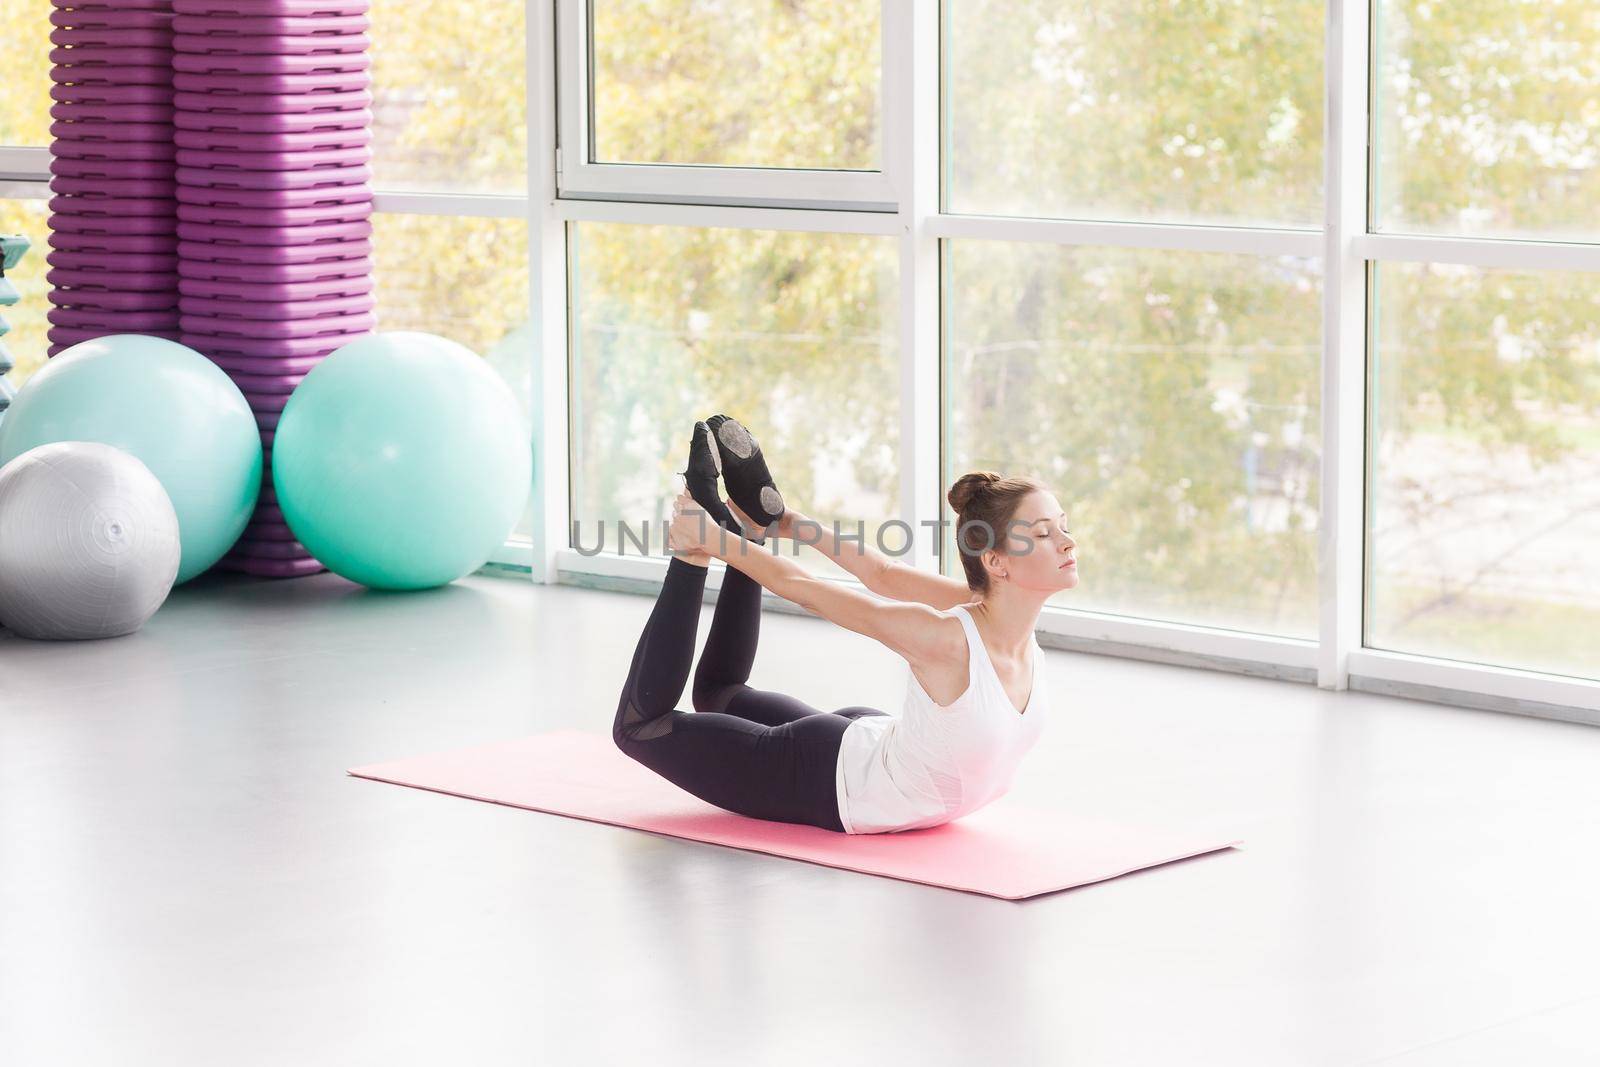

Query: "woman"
<box><xmin>612</xmin><ymin>415</ymin><xmax>1079</xmax><ymax>834</ymax></box>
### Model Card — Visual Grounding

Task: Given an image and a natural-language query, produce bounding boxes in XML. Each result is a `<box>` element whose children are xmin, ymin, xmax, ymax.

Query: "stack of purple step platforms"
<box><xmin>172</xmin><ymin>0</ymin><xmax>376</xmax><ymax>578</ymax></box>
<box><xmin>45</xmin><ymin>2</ymin><xmax>180</xmax><ymax>357</ymax></box>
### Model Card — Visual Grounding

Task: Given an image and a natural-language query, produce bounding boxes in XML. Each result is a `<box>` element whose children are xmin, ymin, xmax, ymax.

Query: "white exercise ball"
<box><xmin>0</xmin><ymin>441</ymin><xmax>181</xmax><ymax>640</ymax></box>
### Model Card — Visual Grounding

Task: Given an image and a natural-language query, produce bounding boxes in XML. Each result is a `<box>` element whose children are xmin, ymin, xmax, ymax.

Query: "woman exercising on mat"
<box><xmin>612</xmin><ymin>414</ymin><xmax>1078</xmax><ymax>834</ymax></box>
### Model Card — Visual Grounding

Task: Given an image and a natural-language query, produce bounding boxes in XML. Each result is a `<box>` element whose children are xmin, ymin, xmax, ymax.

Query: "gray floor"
<box><xmin>2</xmin><ymin>569</ymin><xmax>1598</xmax><ymax>1067</ymax></box>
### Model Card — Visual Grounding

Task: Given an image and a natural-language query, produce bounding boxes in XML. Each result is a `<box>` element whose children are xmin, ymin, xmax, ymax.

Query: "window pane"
<box><xmin>945</xmin><ymin>1</ymin><xmax>1323</xmax><ymax>226</ymax></box>
<box><xmin>0</xmin><ymin>199</ymin><xmax>49</xmax><ymax>393</ymax></box>
<box><xmin>1373</xmin><ymin>1</ymin><xmax>1600</xmax><ymax>240</ymax></box>
<box><xmin>0</xmin><ymin>0</ymin><xmax>51</xmax><ymax>147</ymax></box>
<box><xmin>570</xmin><ymin>223</ymin><xmax>898</xmax><ymax>576</ymax></box>
<box><xmin>945</xmin><ymin>241</ymin><xmax>1322</xmax><ymax>638</ymax></box>
<box><xmin>372</xmin><ymin>212</ymin><xmax>534</xmax><ymax>537</ymax></box>
<box><xmin>1368</xmin><ymin>263</ymin><xmax>1600</xmax><ymax>680</ymax></box>
<box><xmin>589</xmin><ymin>0</ymin><xmax>880</xmax><ymax>170</ymax></box>
<box><xmin>371</xmin><ymin>0</ymin><xmax>528</xmax><ymax>194</ymax></box>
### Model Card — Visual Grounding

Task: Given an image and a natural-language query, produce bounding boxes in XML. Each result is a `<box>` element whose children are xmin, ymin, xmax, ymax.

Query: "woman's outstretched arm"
<box><xmin>776</xmin><ymin>508</ymin><xmax>888</xmax><ymax>588</ymax></box>
<box><xmin>781</xmin><ymin>508</ymin><xmax>975</xmax><ymax>611</ymax></box>
<box><xmin>676</xmin><ymin>509</ymin><xmax>960</xmax><ymax>666</ymax></box>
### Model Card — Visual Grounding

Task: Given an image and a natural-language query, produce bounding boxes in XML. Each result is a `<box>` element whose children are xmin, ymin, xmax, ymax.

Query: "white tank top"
<box><xmin>833</xmin><ymin>604</ymin><xmax>1048</xmax><ymax>834</ymax></box>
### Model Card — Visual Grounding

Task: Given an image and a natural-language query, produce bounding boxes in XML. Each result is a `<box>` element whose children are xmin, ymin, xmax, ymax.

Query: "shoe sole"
<box><xmin>759</xmin><ymin>485</ymin><xmax>784</xmax><ymax>515</ymax></box>
<box><xmin>713</xmin><ymin>417</ymin><xmax>784</xmax><ymax>518</ymax></box>
<box><xmin>697</xmin><ymin>422</ymin><xmax>722</xmax><ymax>474</ymax></box>
<box><xmin>715</xmin><ymin>419</ymin><xmax>755</xmax><ymax>460</ymax></box>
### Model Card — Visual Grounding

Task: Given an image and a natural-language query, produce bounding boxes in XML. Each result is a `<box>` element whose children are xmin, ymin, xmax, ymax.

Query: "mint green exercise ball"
<box><xmin>272</xmin><ymin>331</ymin><xmax>531</xmax><ymax>591</ymax></box>
<box><xmin>0</xmin><ymin>334</ymin><xmax>262</xmax><ymax>585</ymax></box>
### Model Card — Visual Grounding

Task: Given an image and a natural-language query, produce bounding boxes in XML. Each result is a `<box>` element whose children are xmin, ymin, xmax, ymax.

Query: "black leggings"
<box><xmin>612</xmin><ymin>553</ymin><xmax>890</xmax><ymax>833</ymax></box>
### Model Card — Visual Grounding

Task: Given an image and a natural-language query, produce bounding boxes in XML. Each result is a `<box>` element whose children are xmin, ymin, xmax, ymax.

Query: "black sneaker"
<box><xmin>707</xmin><ymin>413</ymin><xmax>785</xmax><ymax>529</ymax></box>
<box><xmin>681</xmin><ymin>420</ymin><xmax>741</xmax><ymax>536</ymax></box>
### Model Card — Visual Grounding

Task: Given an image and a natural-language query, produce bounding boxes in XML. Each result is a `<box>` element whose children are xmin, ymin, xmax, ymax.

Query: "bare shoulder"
<box><xmin>900</xmin><ymin>604</ymin><xmax>971</xmax><ymax>671</ymax></box>
<box><xmin>903</xmin><ymin>608</ymin><xmax>974</xmax><ymax>708</ymax></box>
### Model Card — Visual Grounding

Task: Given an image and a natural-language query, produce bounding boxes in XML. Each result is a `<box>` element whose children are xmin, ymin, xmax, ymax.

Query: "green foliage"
<box><xmin>592</xmin><ymin>0</ymin><xmax>879</xmax><ymax>167</ymax></box>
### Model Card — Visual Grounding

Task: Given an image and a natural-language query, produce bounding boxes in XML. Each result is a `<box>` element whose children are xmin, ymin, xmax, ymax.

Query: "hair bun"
<box><xmin>947</xmin><ymin>470</ymin><xmax>1001</xmax><ymax>515</ymax></box>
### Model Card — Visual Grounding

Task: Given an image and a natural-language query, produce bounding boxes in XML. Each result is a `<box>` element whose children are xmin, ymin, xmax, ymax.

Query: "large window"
<box><xmin>7</xmin><ymin>1</ymin><xmax>1598</xmax><ymax>713</ymax></box>
<box><xmin>945</xmin><ymin>0</ymin><xmax>1324</xmax><ymax>226</ymax></box>
<box><xmin>569</xmin><ymin>221</ymin><xmax>899</xmax><ymax>574</ymax></box>
<box><xmin>370</xmin><ymin>0</ymin><xmax>528</xmax><ymax>194</ymax></box>
<box><xmin>1373</xmin><ymin>0</ymin><xmax>1600</xmax><ymax>242</ymax></box>
<box><xmin>589</xmin><ymin>0</ymin><xmax>881</xmax><ymax>170</ymax></box>
<box><xmin>1363</xmin><ymin>1</ymin><xmax>1600</xmax><ymax>686</ymax></box>
<box><xmin>549</xmin><ymin>0</ymin><xmax>1600</xmax><ymax>716</ymax></box>
<box><xmin>1366</xmin><ymin>261</ymin><xmax>1600</xmax><ymax>681</ymax></box>
<box><xmin>945</xmin><ymin>241</ymin><xmax>1322</xmax><ymax>638</ymax></box>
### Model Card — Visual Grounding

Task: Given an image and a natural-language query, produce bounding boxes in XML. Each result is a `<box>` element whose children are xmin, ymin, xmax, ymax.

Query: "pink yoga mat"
<box><xmin>347</xmin><ymin>730</ymin><xmax>1244</xmax><ymax>901</ymax></box>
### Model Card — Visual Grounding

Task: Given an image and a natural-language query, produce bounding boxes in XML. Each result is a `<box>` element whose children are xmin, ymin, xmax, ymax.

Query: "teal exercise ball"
<box><xmin>0</xmin><ymin>334</ymin><xmax>262</xmax><ymax>585</ymax></box>
<box><xmin>272</xmin><ymin>331</ymin><xmax>531</xmax><ymax>591</ymax></box>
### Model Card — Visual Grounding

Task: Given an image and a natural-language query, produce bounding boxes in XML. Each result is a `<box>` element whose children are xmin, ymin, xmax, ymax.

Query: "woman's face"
<box><xmin>996</xmin><ymin>489</ymin><xmax>1077</xmax><ymax>592</ymax></box>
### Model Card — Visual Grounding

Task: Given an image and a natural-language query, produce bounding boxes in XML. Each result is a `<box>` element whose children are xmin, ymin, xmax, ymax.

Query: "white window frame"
<box><xmin>553</xmin><ymin>0</ymin><xmax>903</xmax><ymax>212</ymax></box>
<box><xmin>529</xmin><ymin>0</ymin><xmax>1600</xmax><ymax>725</ymax></box>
